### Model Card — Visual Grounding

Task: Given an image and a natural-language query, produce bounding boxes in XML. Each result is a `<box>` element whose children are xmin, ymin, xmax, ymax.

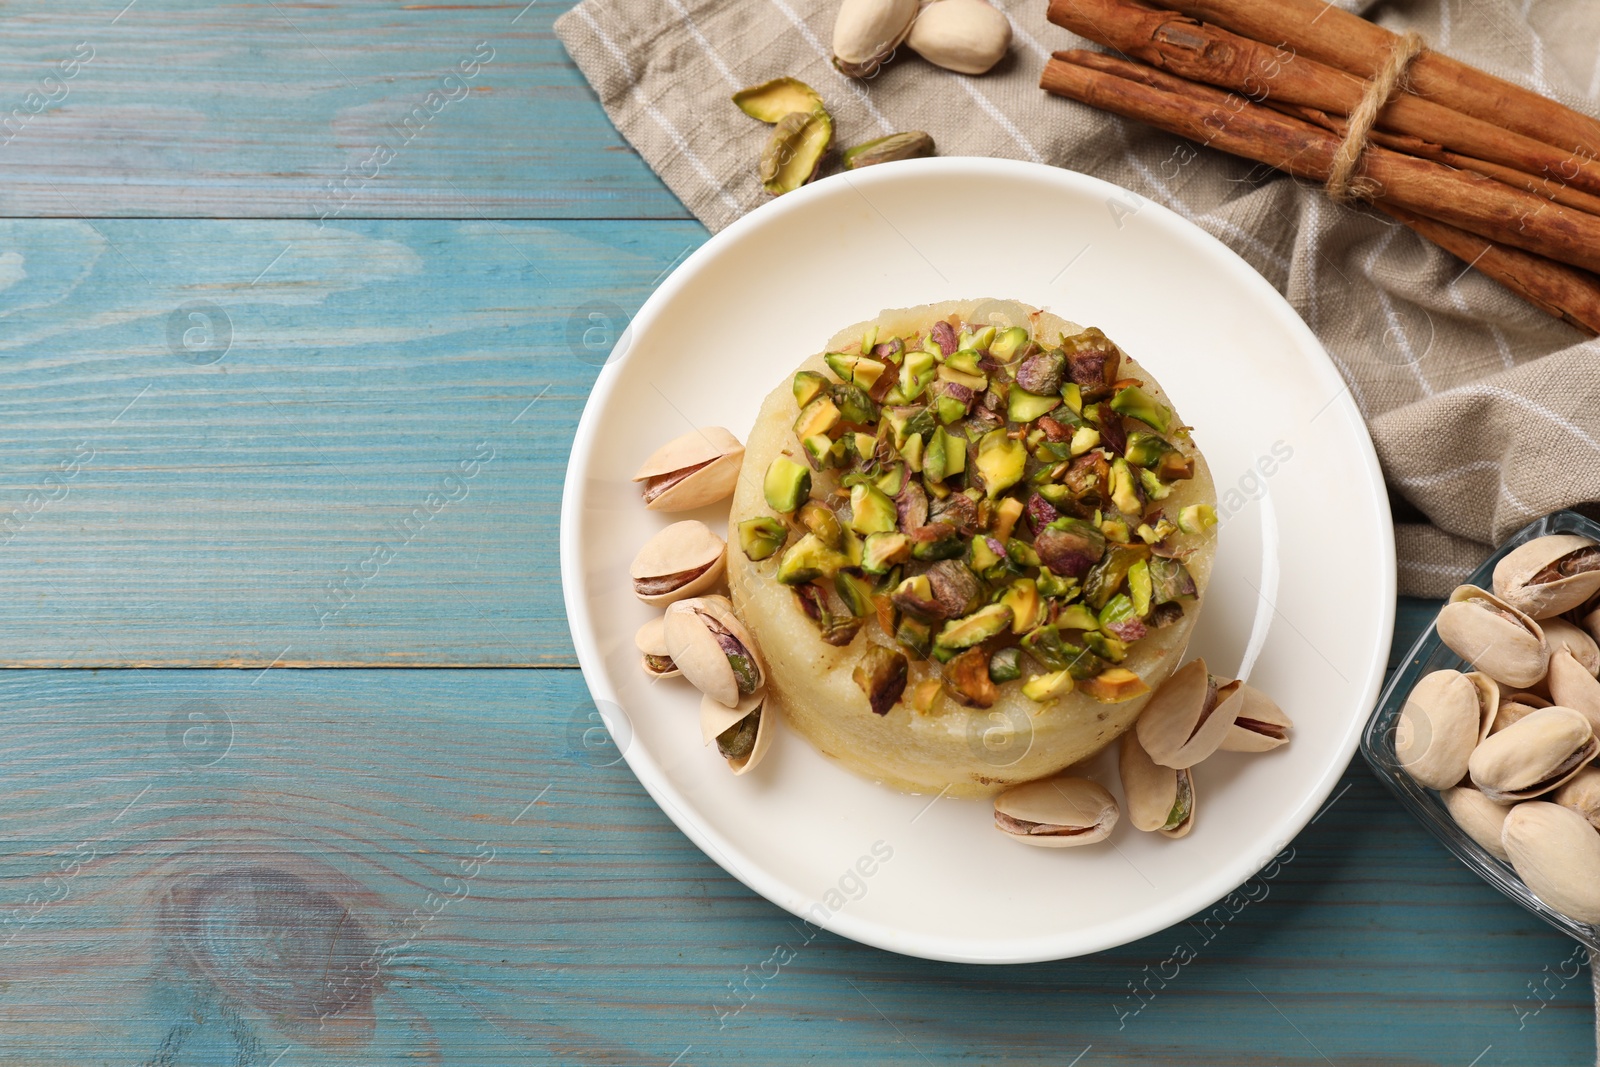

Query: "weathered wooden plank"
<box><xmin>0</xmin><ymin>668</ymin><xmax>1587</xmax><ymax>1066</ymax></box>
<box><xmin>0</xmin><ymin>0</ymin><xmax>686</xmax><ymax>219</ymax></box>
<box><xmin>0</xmin><ymin>217</ymin><xmax>704</xmax><ymax>666</ymax></box>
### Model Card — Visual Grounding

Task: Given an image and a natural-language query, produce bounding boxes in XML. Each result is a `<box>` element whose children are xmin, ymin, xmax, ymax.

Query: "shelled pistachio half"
<box><xmin>993</xmin><ymin>777</ymin><xmax>1119</xmax><ymax>847</ymax></box>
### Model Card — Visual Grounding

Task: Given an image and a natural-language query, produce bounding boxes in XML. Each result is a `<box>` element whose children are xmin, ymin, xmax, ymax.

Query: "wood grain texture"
<box><xmin>0</xmin><ymin>667</ymin><xmax>1588</xmax><ymax>1067</ymax></box>
<box><xmin>0</xmin><ymin>216</ymin><xmax>703</xmax><ymax>667</ymax></box>
<box><xmin>0</xmin><ymin>0</ymin><xmax>687</xmax><ymax>219</ymax></box>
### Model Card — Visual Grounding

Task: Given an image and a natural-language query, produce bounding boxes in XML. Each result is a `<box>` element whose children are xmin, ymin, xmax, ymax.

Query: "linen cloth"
<box><xmin>556</xmin><ymin>0</ymin><xmax>1600</xmax><ymax>597</ymax></box>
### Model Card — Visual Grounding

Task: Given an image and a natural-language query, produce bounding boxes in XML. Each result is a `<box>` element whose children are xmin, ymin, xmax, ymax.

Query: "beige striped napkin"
<box><xmin>556</xmin><ymin>0</ymin><xmax>1600</xmax><ymax>599</ymax></box>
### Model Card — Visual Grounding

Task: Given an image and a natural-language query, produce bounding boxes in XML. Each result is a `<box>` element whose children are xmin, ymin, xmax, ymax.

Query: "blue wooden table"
<box><xmin>1</xmin><ymin>2</ymin><xmax>1593</xmax><ymax>1063</ymax></box>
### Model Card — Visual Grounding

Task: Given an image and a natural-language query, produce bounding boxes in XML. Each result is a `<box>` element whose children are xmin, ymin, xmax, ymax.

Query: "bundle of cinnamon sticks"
<box><xmin>1040</xmin><ymin>0</ymin><xmax>1600</xmax><ymax>335</ymax></box>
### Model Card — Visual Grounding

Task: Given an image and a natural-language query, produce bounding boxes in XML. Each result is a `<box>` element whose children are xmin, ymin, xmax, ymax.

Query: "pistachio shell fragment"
<box><xmin>1553</xmin><ymin>766</ymin><xmax>1600</xmax><ymax>831</ymax></box>
<box><xmin>630</xmin><ymin>521</ymin><xmax>727</xmax><ymax>607</ymax></box>
<box><xmin>1435</xmin><ymin>585</ymin><xmax>1549</xmax><ymax>689</ymax></box>
<box><xmin>1441</xmin><ymin>785</ymin><xmax>1512</xmax><ymax>862</ymax></box>
<box><xmin>1547</xmin><ymin>649</ymin><xmax>1600</xmax><ymax>733</ymax></box>
<box><xmin>833</xmin><ymin>0</ymin><xmax>919</xmax><ymax>78</ymax></box>
<box><xmin>842</xmin><ymin>131</ymin><xmax>935</xmax><ymax>169</ymax></box>
<box><xmin>905</xmin><ymin>0</ymin><xmax>1013</xmax><ymax>76</ymax></box>
<box><xmin>635</xmin><ymin>616</ymin><xmax>680</xmax><ymax>679</ymax></box>
<box><xmin>665</xmin><ymin>596</ymin><xmax>767</xmax><ymax>709</ymax></box>
<box><xmin>1502</xmin><ymin>801</ymin><xmax>1600</xmax><ymax>924</ymax></box>
<box><xmin>1134</xmin><ymin>659</ymin><xmax>1238</xmax><ymax>770</ymax></box>
<box><xmin>1492</xmin><ymin>534</ymin><xmax>1600</xmax><ymax>620</ymax></box>
<box><xmin>1119</xmin><ymin>732</ymin><xmax>1195</xmax><ymax>838</ymax></box>
<box><xmin>1396</xmin><ymin>669</ymin><xmax>1495</xmax><ymax>789</ymax></box>
<box><xmin>760</xmin><ymin>109</ymin><xmax>832</xmax><ymax>196</ymax></box>
<box><xmin>1468</xmin><ymin>705</ymin><xmax>1597</xmax><ymax>803</ymax></box>
<box><xmin>733</xmin><ymin>77</ymin><xmax>824</xmax><ymax>123</ymax></box>
<box><xmin>1543</xmin><ymin>617</ymin><xmax>1600</xmax><ymax>674</ymax></box>
<box><xmin>633</xmin><ymin>427</ymin><xmax>744</xmax><ymax>511</ymax></box>
<box><xmin>700</xmin><ymin>690</ymin><xmax>774</xmax><ymax>775</ymax></box>
<box><xmin>1217</xmin><ymin>683</ymin><xmax>1293</xmax><ymax>753</ymax></box>
<box><xmin>992</xmin><ymin>777</ymin><xmax>1119</xmax><ymax>848</ymax></box>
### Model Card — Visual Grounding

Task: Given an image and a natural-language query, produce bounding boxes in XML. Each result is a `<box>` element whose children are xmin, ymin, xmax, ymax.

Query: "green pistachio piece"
<box><xmin>835</xmin><ymin>571</ymin><xmax>875</xmax><ymax>618</ymax></box>
<box><xmin>1109</xmin><ymin>385</ymin><xmax>1171</xmax><ymax>433</ymax></box>
<box><xmin>794</xmin><ymin>370</ymin><xmax>828</xmax><ymax>408</ymax></box>
<box><xmin>1083</xmin><ymin>630</ymin><xmax>1127</xmax><ymax>663</ymax></box>
<box><xmin>760</xmin><ymin>109</ymin><xmax>832</xmax><ymax>196</ymax></box>
<box><xmin>1083</xmin><ymin>543</ymin><xmax>1149</xmax><ymax>610</ymax></box>
<box><xmin>895</xmin><ymin>615</ymin><xmax>933</xmax><ymax>659</ymax></box>
<box><xmin>1079</xmin><ymin>668</ymin><xmax>1150</xmax><ymax>703</ymax></box>
<box><xmin>958</xmin><ymin>326</ymin><xmax>996</xmax><ymax>353</ymax></box>
<box><xmin>1164</xmin><ymin>770</ymin><xmax>1193</xmax><ymax>831</ymax></box>
<box><xmin>1055</xmin><ymin>602</ymin><xmax>1100</xmax><ymax>632</ymax></box>
<box><xmin>1128</xmin><ymin>559</ymin><xmax>1153</xmax><ymax>616</ymax></box>
<box><xmin>1035</xmin><ymin>568</ymin><xmax>1078</xmax><ymax>599</ymax></box>
<box><xmin>945</xmin><ymin>349</ymin><xmax>984</xmax><ymax>375</ymax></box>
<box><xmin>934</xmin><ymin>603</ymin><xmax>1013</xmax><ymax>650</ymax></box>
<box><xmin>716</xmin><ymin>709</ymin><xmax>760</xmax><ymax>760</ymax></box>
<box><xmin>861</xmin><ymin>325</ymin><xmax>879</xmax><ymax>353</ymax></box>
<box><xmin>849</xmin><ymin>483</ymin><xmax>898</xmax><ymax>535</ymax></box>
<box><xmin>861</xmin><ymin>531</ymin><xmax>912</xmax><ymax>574</ymax></box>
<box><xmin>875</xmin><ymin>462</ymin><xmax>906</xmax><ymax>497</ymax></box>
<box><xmin>999</xmin><ymin>577</ymin><xmax>1040</xmax><ymax>633</ymax></box>
<box><xmin>935</xmin><ymin>393</ymin><xmax>968</xmax><ymax>425</ymax></box>
<box><xmin>975</xmin><ymin>429</ymin><xmax>1026</xmax><ymax>499</ymax></box>
<box><xmin>1148</xmin><ymin>555</ymin><xmax>1197</xmax><ymax>603</ymax></box>
<box><xmin>900</xmin><ymin>432</ymin><xmax>924</xmax><ymax>472</ymax></box>
<box><xmin>764</xmin><ymin>456</ymin><xmax>812</xmax><ymax>514</ymax></box>
<box><xmin>988</xmin><ymin>646</ymin><xmax>1023</xmax><ymax>683</ymax></box>
<box><xmin>853</xmin><ymin>644</ymin><xmax>909</xmax><ymax>714</ymax></box>
<box><xmin>1178</xmin><ymin>504</ymin><xmax>1218</xmax><ymax>534</ymax></box>
<box><xmin>923</xmin><ymin>426</ymin><xmax>951</xmax><ymax>484</ymax></box>
<box><xmin>776</xmin><ymin>532</ymin><xmax>848</xmax><ymax>584</ymax></box>
<box><xmin>738</xmin><ymin>516</ymin><xmax>789</xmax><ymax>561</ymax></box>
<box><xmin>969</xmin><ymin>535</ymin><xmax>1004</xmax><ymax>576</ymax></box>
<box><xmin>890</xmin><ymin>573</ymin><xmax>942</xmax><ymax>623</ymax></box>
<box><xmin>1062</xmin><ymin>382</ymin><xmax>1083</xmax><ymax>415</ymax></box>
<box><xmin>1101</xmin><ymin>517</ymin><xmax>1131</xmax><ymax>543</ymax></box>
<box><xmin>797</xmin><ymin>499</ymin><xmax>843</xmax><ymax>548</ymax></box>
<box><xmin>899</xmin><ymin>349</ymin><xmax>937</xmax><ymax>402</ymax></box>
<box><xmin>1005</xmin><ymin>538</ymin><xmax>1041</xmax><ymax>568</ymax></box>
<box><xmin>1138</xmin><ymin>467</ymin><xmax>1172</xmax><ymax>501</ymax></box>
<box><xmin>833</xmin><ymin>383</ymin><xmax>877</xmax><ymax>426</ymax></box>
<box><xmin>1124</xmin><ymin>431</ymin><xmax>1174</xmax><ymax>469</ymax></box>
<box><xmin>989</xmin><ymin>326</ymin><xmax>1030</xmax><ymax>362</ymax></box>
<box><xmin>1098</xmin><ymin>594</ymin><xmax>1138</xmax><ymax>631</ymax></box>
<box><xmin>1066</xmin><ymin>426</ymin><xmax>1099</xmax><ymax>457</ymax></box>
<box><xmin>801</xmin><ymin>433</ymin><xmax>838</xmax><ymax>469</ymax></box>
<box><xmin>794</xmin><ymin>394</ymin><xmax>841</xmax><ymax>439</ymax></box>
<box><xmin>1109</xmin><ymin>457</ymin><xmax>1142</xmax><ymax>516</ymax></box>
<box><xmin>937</xmin><ymin>365</ymin><xmax>986</xmax><ymax>392</ymax></box>
<box><xmin>841</xmin><ymin>525</ymin><xmax>865</xmax><ymax>568</ymax></box>
<box><xmin>1022</xmin><ymin>669</ymin><xmax>1074</xmax><ymax>702</ymax></box>
<box><xmin>911</xmin><ymin>528</ymin><xmax>965</xmax><ymax>562</ymax></box>
<box><xmin>734</xmin><ymin>77</ymin><xmax>825</xmax><ymax>123</ymax></box>
<box><xmin>992</xmin><ymin>496</ymin><xmax>1024</xmax><ymax>541</ymax></box>
<box><xmin>842</xmin><ymin>130</ymin><xmax>935</xmax><ymax>169</ymax></box>
<box><xmin>825</xmin><ymin>352</ymin><xmax>888</xmax><ymax>391</ymax></box>
<box><xmin>1008</xmin><ymin>387</ymin><xmax>1060</xmax><ymax>424</ymax></box>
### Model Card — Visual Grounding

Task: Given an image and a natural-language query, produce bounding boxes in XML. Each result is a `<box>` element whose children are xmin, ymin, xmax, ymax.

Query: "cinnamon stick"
<box><xmin>1159</xmin><ymin>0</ymin><xmax>1600</xmax><ymax>160</ymax></box>
<box><xmin>1046</xmin><ymin>0</ymin><xmax>1600</xmax><ymax>200</ymax></box>
<box><xmin>1041</xmin><ymin>51</ymin><xmax>1600</xmax><ymax>274</ymax></box>
<box><xmin>1374</xmin><ymin>204</ymin><xmax>1600</xmax><ymax>336</ymax></box>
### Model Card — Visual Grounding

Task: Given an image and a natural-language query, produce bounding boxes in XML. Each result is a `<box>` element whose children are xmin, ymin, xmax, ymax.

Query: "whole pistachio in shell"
<box><xmin>630</xmin><ymin>521</ymin><xmax>727</xmax><ymax>607</ymax></box>
<box><xmin>1547</xmin><ymin>649</ymin><xmax>1600</xmax><ymax>733</ymax></box>
<box><xmin>1492</xmin><ymin>534</ymin><xmax>1600</xmax><ymax>620</ymax></box>
<box><xmin>664</xmin><ymin>596</ymin><xmax>766</xmax><ymax>708</ymax></box>
<box><xmin>992</xmin><ymin>777</ymin><xmax>1119</xmax><ymax>848</ymax></box>
<box><xmin>1435</xmin><ymin>585</ymin><xmax>1549</xmax><ymax>689</ymax></box>
<box><xmin>1492</xmin><ymin>691</ymin><xmax>1550</xmax><ymax>734</ymax></box>
<box><xmin>1217</xmin><ymin>683</ymin><xmax>1293</xmax><ymax>753</ymax></box>
<box><xmin>1396</xmin><ymin>669</ymin><xmax>1495</xmax><ymax>789</ymax></box>
<box><xmin>1442</xmin><ymin>785</ymin><xmax>1512</xmax><ymax>862</ymax></box>
<box><xmin>633</xmin><ymin>427</ymin><xmax>745</xmax><ymax>511</ymax></box>
<box><xmin>1135</xmin><ymin>659</ymin><xmax>1239</xmax><ymax>770</ymax></box>
<box><xmin>1501</xmin><ymin>801</ymin><xmax>1600</xmax><ymax>924</ymax></box>
<box><xmin>1468</xmin><ymin>705</ymin><xmax>1597</xmax><ymax>803</ymax></box>
<box><xmin>1543</xmin><ymin>616</ymin><xmax>1600</xmax><ymax>674</ymax></box>
<box><xmin>832</xmin><ymin>0</ymin><xmax>919</xmax><ymax>78</ymax></box>
<box><xmin>1119</xmin><ymin>733</ymin><xmax>1195</xmax><ymax>838</ymax></box>
<box><xmin>905</xmin><ymin>0</ymin><xmax>1013</xmax><ymax>76</ymax></box>
<box><xmin>635</xmin><ymin>616</ymin><xmax>679</xmax><ymax>680</ymax></box>
<box><xmin>700</xmin><ymin>690</ymin><xmax>773</xmax><ymax>775</ymax></box>
<box><xmin>1553</xmin><ymin>766</ymin><xmax>1600</xmax><ymax>831</ymax></box>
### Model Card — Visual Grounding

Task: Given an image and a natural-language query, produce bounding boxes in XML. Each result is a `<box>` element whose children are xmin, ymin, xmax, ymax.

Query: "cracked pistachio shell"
<box><xmin>1135</xmin><ymin>659</ymin><xmax>1238</xmax><ymax>770</ymax></box>
<box><xmin>1119</xmin><ymin>733</ymin><xmax>1195</xmax><ymax>838</ymax></box>
<box><xmin>1502</xmin><ymin>801</ymin><xmax>1600</xmax><ymax>924</ymax></box>
<box><xmin>1442</xmin><ymin>785</ymin><xmax>1513</xmax><ymax>862</ymax></box>
<box><xmin>1548</xmin><ymin>649</ymin><xmax>1600</xmax><ymax>734</ymax></box>
<box><xmin>1553</xmin><ymin>766</ymin><xmax>1600</xmax><ymax>831</ymax></box>
<box><xmin>1218</xmin><ymin>683</ymin><xmax>1293</xmax><ymax>753</ymax></box>
<box><xmin>993</xmin><ymin>776</ymin><xmax>1119</xmax><ymax>847</ymax></box>
<box><xmin>630</xmin><ymin>521</ymin><xmax>727</xmax><ymax>607</ymax></box>
<box><xmin>905</xmin><ymin>0</ymin><xmax>1013</xmax><ymax>76</ymax></box>
<box><xmin>633</xmin><ymin>427</ymin><xmax>744</xmax><ymax>512</ymax></box>
<box><xmin>1435</xmin><ymin>585</ymin><xmax>1549</xmax><ymax>689</ymax></box>
<box><xmin>635</xmin><ymin>616</ymin><xmax>680</xmax><ymax>680</ymax></box>
<box><xmin>664</xmin><ymin>596</ymin><xmax>766</xmax><ymax>709</ymax></box>
<box><xmin>1396</xmin><ymin>669</ymin><xmax>1495</xmax><ymax>789</ymax></box>
<box><xmin>1492</xmin><ymin>691</ymin><xmax>1551</xmax><ymax>734</ymax></box>
<box><xmin>832</xmin><ymin>0</ymin><xmax>918</xmax><ymax>78</ymax></box>
<box><xmin>700</xmin><ymin>690</ymin><xmax>774</xmax><ymax>775</ymax></box>
<box><xmin>1492</xmin><ymin>534</ymin><xmax>1600</xmax><ymax>620</ymax></box>
<box><xmin>1544</xmin><ymin>616</ymin><xmax>1600</xmax><ymax>674</ymax></box>
<box><xmin>1468</xmin><ymin>705</ymin><xmax>1597</xmax><ymax>803</ymax></box>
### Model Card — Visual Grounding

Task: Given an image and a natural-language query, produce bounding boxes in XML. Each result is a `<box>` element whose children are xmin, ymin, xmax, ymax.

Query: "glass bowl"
<box><xmin>1362</xmin><ymin>509</ymin><xmax>1600</xmax><ymax>950</ymax></box>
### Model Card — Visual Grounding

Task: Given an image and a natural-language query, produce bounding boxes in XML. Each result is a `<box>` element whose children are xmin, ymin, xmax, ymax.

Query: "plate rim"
<box><xmin>559</xmin><ymin>156</ymin><xmax>1397</xmax><ymax>963</ymax></box>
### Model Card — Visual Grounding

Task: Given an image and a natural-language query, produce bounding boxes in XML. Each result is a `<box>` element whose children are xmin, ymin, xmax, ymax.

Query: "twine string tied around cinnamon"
<box><xmin>1326</xmin><ymin>30</ymin><xmax>1426</xmax><ymax>201</ymax></box>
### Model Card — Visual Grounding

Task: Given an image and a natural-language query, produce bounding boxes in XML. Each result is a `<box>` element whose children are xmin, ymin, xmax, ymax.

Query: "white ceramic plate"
<box><xmin>560</xmin><ymin>158</ymin><xmax>1394</xmax><ymax>964</ymax></box>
